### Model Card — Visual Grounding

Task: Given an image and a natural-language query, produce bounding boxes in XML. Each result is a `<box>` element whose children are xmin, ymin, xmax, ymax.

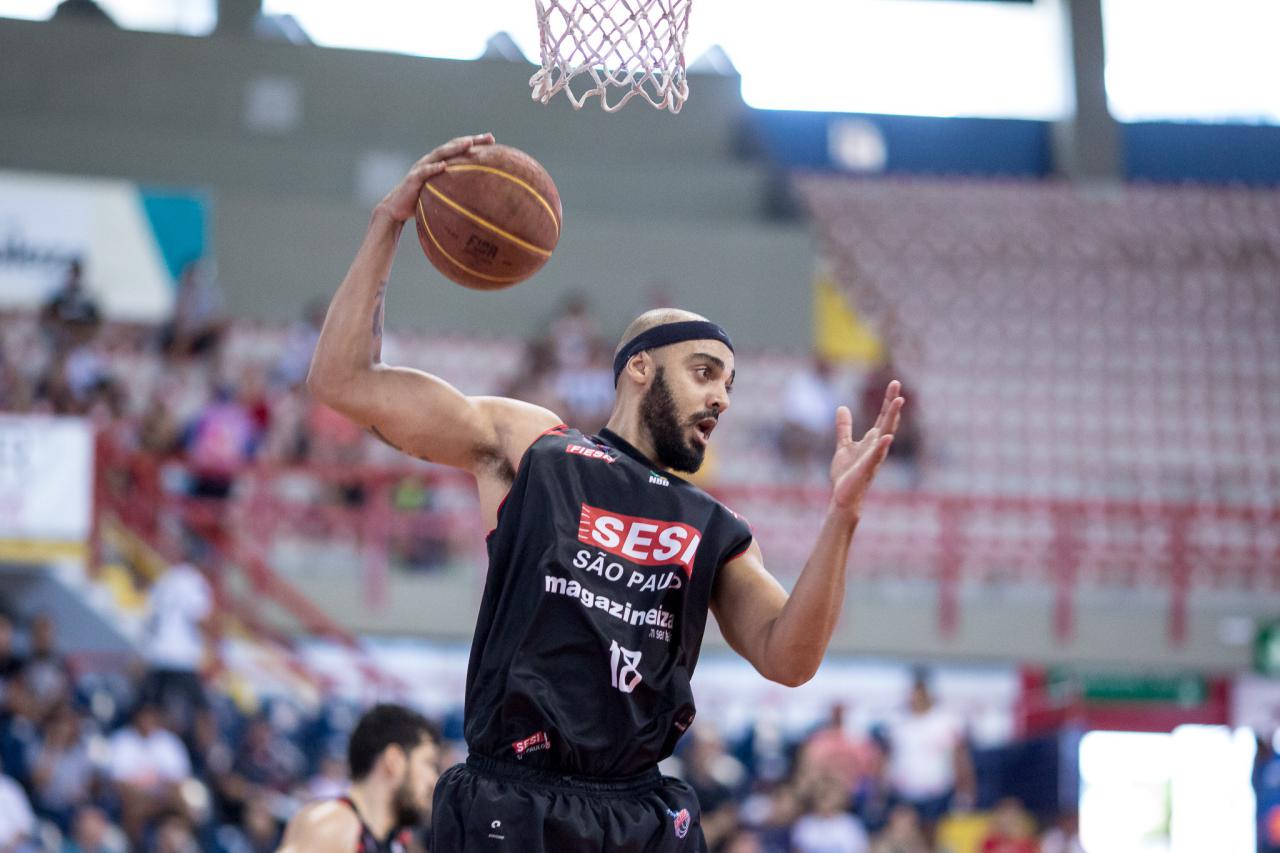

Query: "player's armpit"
<box><xmin>309</xmin><ymin>362</ymin><xmax>561</xmax><ymax>476</ymax></box>
<box><xmin>709</xmin><ymin>541</ymin><xmax>797</xmax><ymax>685</ymax></box>
<box><xmin>276</xmin><ymin>801</ymin><xmax>361</xmax><ymax>853</ymax></box>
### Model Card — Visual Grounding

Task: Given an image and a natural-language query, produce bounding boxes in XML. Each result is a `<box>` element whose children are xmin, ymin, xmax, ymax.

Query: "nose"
<box><xmin>709</xmin><ymin>385</ymin><xmax>730</xmax><ymax>415</ymax></box>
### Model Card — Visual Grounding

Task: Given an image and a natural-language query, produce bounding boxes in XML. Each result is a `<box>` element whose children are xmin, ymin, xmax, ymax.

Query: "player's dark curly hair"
<box><xmin>348</xmin><ymin>703</ymin><xmax>440</xmax><ymax>781</ymax></box>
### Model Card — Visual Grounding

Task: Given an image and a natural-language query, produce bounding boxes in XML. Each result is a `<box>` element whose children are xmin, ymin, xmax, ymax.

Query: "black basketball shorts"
<box><xmin>431</xmin><ymin>754</ymin><xmax>706</xmax><ymax>853</ymax></box>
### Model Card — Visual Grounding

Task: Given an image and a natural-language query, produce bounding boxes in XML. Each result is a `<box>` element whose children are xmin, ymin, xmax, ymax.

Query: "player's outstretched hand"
<box><xmin>374</xmin><ymin>133</ymin><xmax>496</xmax><ymax>223</ymax></box>
<box><xmin>829</xmin><ymin>380</ymin><xmax>904</xmax><ymax>522</ymax></box>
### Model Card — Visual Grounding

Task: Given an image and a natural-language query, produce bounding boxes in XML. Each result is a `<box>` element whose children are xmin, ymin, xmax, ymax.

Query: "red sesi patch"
<box><xmin>577</xmin><ymin>504</ymin><xmax>702</xmax><ymax>578</ymax></box>
<box><xmin>511</xmin><ymin>730</ymin><xmax>550</xmax><ymax>758</ymax></box>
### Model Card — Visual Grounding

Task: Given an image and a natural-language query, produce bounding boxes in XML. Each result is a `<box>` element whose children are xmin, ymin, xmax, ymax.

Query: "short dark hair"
<box><xmin>347</xmin><ymin>704</ymin><xmax>439</xmax><ymax>781</ymax></box>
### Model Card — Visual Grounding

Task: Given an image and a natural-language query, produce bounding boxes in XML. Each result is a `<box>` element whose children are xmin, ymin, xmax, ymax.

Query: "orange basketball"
<box><xmin>415</xmin><ymin>144</ymin><xmax>563</xmax><ymax>290</ymax></box>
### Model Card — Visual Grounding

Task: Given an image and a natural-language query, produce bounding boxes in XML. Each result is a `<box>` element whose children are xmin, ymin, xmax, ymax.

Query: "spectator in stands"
<box><xmin>27</xmin><ymin>703</ymin><xmax>95</xmax><ymax>831</ymax></box>
<box><xmin>161</xmin><ymin>261</ymin><xmax>225</xmax><ymax>360</ymax></box>
<box><xmin>554</xmin><ymin>338</ymin><xmax>616</xmax><ymax>434</ymax></box>
<box><xmin>1254</xmin><ymin>731</ymin><xmax>1280</xmax><ymax>853</ymax></box>
<box><xmin>682</xmin><ymin>727</ymin><xmax>747</xmax><ymax>849</ymax></box>
<box><xmin>149</xmin><ymin>810</ymin><xmax>199</xmax><ymax>853</ymax></box>
<box><xmin>798</xmin><ymin>703</ymin><xmax>873</xmax><ymax>797</ymax></box>
<box><xmin>980</xmin><ymin>797</ymin><xmax>1038</xmax><ymax>853</ymax></box>
<box><xmin>138</xmin><ymin>386</ymin><xmax>184</xmax><ymax>456</ymax></box>
<box><xmin>216</xmin><ymin>796</ymin><xmax>281</xmax><ymax>853</ymax></box>
<box><xmin>859</xmin><ymin>356</ymin><xmax>921</xmax><ymax>487</ymax></box>
<box><xmin>1039</xmin><ymin>812</ymin><xmax>1082</xmax><ymax>853</ymax></box>
<box><xmin>779</xmin><ymin>354</ymin><xmax>842</xmax><ymax>478</ymax></box>
<box><xmin>141</xmin><ymin>559</ymin><xmax>214</xmax><ymax>735</ymax></box>
<box><xmin>747</xmin><ymin>783</ymin><xmax>802</xmax><ymax>853</ymax></box>
<box><xmin>40</xmin><ymin>259</ymin><xmax>102</xmax><ymax>352</ymax></box>
<box><xmin>223</xmin><ymin>716</ymin><xmax>305</xmax><ymax>808</ymax></box>
<box><xmin>0</xmin><ymin>753</ymin><xmax>36</xmax><ymax>852</ymax></box>
<box><xmin>791</xmin><ymin>775</ymin><xmax>869</xmax><ymax>853</ymax></box>
<box><xmin>63</xmin><ymin>805</ymin><xmax>127</xmax><ymax>853</ymax></box>
<box><xmin>22</xmin><ymin>613</ymin><xmax>71</xmax><ymax>719</ymax></box>
<box><xmin>0</xmin><ymin>346</ymin><xmax>34</xmax><ymax>413</ymax></box>
<box><xmin>0</xmin><ymin>680</ymin><xmax>41</xmax><ymax>793</ymax></box>
<box><xmin>850</xmin><ymin>730</ymin><xmax>897</xmax><ymax>836</ymax></box>
<box><xmin>548</xmin><ymin>292</ymin><xmax>600</xmax><ymax>371</ymax></box>
<box><xmin>272</xmin><ymin>300</ymin><xmax>327</xmax><ymax>390</ymax></box>
<box><xmin>501</xmin><ymin>338</ymin><xmax>564</xmax><ymax>415</ymax></box>
<box><xmin>0</xmin><ymin>616</ymin><xmax>22</xmax><ymax>708</ymax></box>
<box><xmin>184</xmin><ymin>384</ymin><xmax>260</xmax><ymax>498</ymax></box>
<box><xmin>297</xmin><ymin>753</ymin><xmax>348</xmax><ymax>802</ymax></box>
<box><xmin>884</xmin><ymin>672</ymin><xmax>975</xmax><ymax>843</ymax></box>
<box><xmin>107</xmin><ymin>701</ymin><xmax>195</xmax><ymax>842</ymax></box>
<box><xmin>869</xmin><ymin>804</ymin><xmax>929</xmax><ymax>853</ymax></box>
<box><xmin>720</xmin><ymin>828</ymin><xmax>766</xmax><ymax>853</ymax></box>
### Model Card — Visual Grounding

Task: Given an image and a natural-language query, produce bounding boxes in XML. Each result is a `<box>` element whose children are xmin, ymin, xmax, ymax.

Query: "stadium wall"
<box><xmin>0</xmin><ymin>18</ymin><xmax>813</xmax><ymax>346</ymax></box>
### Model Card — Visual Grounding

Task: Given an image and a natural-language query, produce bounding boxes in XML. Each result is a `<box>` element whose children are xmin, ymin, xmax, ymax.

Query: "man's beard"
<box><xmin>392</xmin><ymin>777</ymin><xmax>426</xmax><ymax>828</ymax></box>
<box><xmin>640</xmin><ymin>367</ymin><xmax>713</xmax><ymax>474</ymax></box>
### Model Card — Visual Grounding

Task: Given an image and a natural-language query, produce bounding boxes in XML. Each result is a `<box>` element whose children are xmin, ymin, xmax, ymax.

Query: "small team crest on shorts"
<box><xmin>666</xmin><ymin>808</ymin><xmax>691</xmax><ymax>839</ymax></box>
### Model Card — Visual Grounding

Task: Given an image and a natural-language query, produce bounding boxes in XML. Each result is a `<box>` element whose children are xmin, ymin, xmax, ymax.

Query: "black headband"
<box><xmin>613</xmin><ymin>320</ymin><xmax>734</xmax><ymax>386</ymax></box>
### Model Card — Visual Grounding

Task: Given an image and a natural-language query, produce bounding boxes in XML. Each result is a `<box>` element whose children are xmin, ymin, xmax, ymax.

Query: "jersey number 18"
<box><xmin>609</xmin><ymin>640</ymin><xmax>643</xmax><ymax>694</ymax></box>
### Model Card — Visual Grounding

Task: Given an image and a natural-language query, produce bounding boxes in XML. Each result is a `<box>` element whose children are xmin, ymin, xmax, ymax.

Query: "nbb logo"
<box><xmin>577</xmin><ymin>504</ymin><xmax>701</xmax><ymax>578</ymax></box>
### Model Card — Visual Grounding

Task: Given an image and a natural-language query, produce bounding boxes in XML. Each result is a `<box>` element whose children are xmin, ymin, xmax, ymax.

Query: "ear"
<box><xmin>381</xmin><ymin>744</ymin><xmax>407</xmax><ymax>780</ymax></box>
<box><xmin>624</xmin><ymin>352</ymin><xmax>653</xmax><ymax>387</ymax></box>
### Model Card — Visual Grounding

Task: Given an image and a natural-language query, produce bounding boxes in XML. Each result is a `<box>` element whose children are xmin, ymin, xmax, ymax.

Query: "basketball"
<box><xmin>415</xmin><ymin>143</ymin><xmax>563</xmax><ymax>290</ymax></box>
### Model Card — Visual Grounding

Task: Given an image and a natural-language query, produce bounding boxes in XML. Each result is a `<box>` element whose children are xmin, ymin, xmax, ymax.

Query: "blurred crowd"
<box><xmin>0</xmin><ymin>607</ymin><xmax>1080</xmax><ymax>853</ymax></box>
<box><xmin>0</xmin><ymin>260</ymin><xmax>921</xmax><ymax>497</ymax></box>
<box><xmin>0</xmin><ymin>262</ymin><xmax>624</xmax><ymax>469</ymax></box>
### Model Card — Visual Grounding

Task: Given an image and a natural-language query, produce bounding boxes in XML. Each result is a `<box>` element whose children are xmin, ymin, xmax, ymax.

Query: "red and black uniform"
<box><xmin>433</xmin><ymin>427</ymin><xmax>752</xmax><ymax>852</ymax></box>
<box><xmin>338</xmin><ymin>796</ymin><xmax>411</xmax><ymax>853</ymax></box>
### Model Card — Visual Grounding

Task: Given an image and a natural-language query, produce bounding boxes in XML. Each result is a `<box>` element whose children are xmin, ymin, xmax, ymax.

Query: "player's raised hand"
<box><xmin>374</xmin><ymin>133</ymin><xmax>496</xmax><ymax>222</ymax></box>
<box><xmin>828</xmin><ymin>380</ymin><xmax>904</xmax><ymax>521</ymax></box>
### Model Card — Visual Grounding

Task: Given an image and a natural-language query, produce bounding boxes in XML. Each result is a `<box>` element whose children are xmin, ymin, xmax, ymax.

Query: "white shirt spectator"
<box><xmin>0</xmin><ymin>772</ymin><xmax>35</xmax><ymax>848</ymax></box>
<box><xmin>144</xmin><ymin>563</ymin><xmax>212</xmax><ymax>671</ymax></box>
<box><xmin>782</xmin><ymin>365</ymin><xmax>840</xmax><ymax>435</ymax></box>
<box><xmin>108</xmin><ymin>725</ymin><xmax>192</xmax><ymax>790</ymax></box>
<box><xmin>886</xmin><ymin>705</ymin><xmax>963</xmax><ymax>800</ymax></box>
<box><xmin>792</xmin><ymin>812</ymin><xmax>870</xmax><ymax>853</ymax></box>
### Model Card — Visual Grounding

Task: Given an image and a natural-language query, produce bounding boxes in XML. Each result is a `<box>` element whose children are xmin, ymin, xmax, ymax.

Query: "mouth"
<box><xmin>692</xmin><ymin>417</ymin><xmax>717</xmax><ymax>447</ymax></box>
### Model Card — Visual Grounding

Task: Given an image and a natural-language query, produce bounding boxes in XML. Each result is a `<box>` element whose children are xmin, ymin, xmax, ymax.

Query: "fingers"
<box><xmin>874</xmin><ymin>380</ymin><xmax>905</xmax><ymax>435</ymax></box>
<box><xmin>832</xmin><ymin>432</ymin><xmax>894</xmax><ymax>508</ymax></box>
<box><xmin>835</xmin><ymin>405</ymin><xmax>853</xmax><ymax>446</ymax></box>
<box><xmin>425</xmin><ymin>132</ymin><xmax>495</xmax><ymax>165</ymax></box>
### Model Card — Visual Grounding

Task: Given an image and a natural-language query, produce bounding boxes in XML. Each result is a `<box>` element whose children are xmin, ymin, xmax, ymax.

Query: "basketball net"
<box><xmin>530</xmin><ymin>0</ymin><xmax>693</xmax><ymax>113</ymax></box>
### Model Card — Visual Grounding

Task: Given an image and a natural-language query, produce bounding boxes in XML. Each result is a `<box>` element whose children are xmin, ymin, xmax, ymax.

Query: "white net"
<box><xmin>530</xmin><ymin>0</ymin><xmax>693</xmax><ymax>113</ymax></box>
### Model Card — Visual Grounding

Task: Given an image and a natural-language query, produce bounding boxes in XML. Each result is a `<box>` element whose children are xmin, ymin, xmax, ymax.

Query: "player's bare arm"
<box><xmin>276</xmin><ymin>800</ymin><xmax>362</xmax><ymax>853</ymax></box>
<box><xmin>306</xmin><ymin>133</ymin><xmax>562</xmax><ymax>524</ymax></box>
<box><xmin>711</xmin><ymin>381</ymin><xmax>904</xmax><ymax>686</ymax></box>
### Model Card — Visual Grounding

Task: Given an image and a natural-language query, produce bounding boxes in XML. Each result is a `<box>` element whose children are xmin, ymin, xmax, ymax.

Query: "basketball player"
<box><xmin>307</xmin><ymin>133</ymin><xmax>904</xmax><ymax>852</ymax></box>
<box><xmin>277</xmin><ymin>704</ymin><xmax>441</xmax><ymax>853</ymax></box>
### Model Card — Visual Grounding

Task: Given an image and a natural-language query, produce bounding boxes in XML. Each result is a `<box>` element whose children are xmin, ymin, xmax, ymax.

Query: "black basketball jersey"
<box><xmin>464</xmin><ymin>426</ymin><xmax>753</xmax><ymax>777</ymax></box>
<box><xmin>338</xmin><ymin>796</ymin><xmax>409</xmax><ymax>853</ymax></box>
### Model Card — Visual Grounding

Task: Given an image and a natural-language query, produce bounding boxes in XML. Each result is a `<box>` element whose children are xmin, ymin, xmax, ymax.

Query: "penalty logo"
<box><xmin>667</xmin><ymin>808</ymin><xmax>691</xmax><ymax>839</ymax></box>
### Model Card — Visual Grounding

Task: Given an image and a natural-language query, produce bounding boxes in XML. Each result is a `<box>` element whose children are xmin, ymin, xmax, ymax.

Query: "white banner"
<box><xmin>0</xmin><ymin>171</ymin><xmax>175</xmax><ymax>322</ymax></box>
<box><xmin>0</xmin><ymin>415</ymin><xmax>94</xmax><ymax>542</ymax></box>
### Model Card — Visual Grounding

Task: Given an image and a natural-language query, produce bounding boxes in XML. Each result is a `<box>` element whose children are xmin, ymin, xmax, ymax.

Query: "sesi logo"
<box><xmin>577</xmin><ymin>504</ymin><xmax>701</xmax><ymax>578</ymax></box>
<box><xmin>511</xmin><ymin>731</ymin><xmax>550</xmax><ymax>758</ymax></box>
